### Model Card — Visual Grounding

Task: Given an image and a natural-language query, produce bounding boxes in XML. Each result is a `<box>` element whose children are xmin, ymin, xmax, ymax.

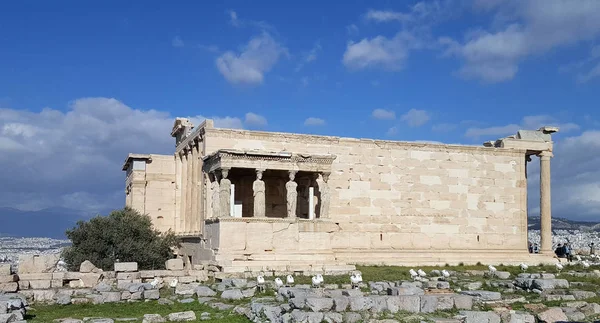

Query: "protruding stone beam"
<box><xmin>539</xmin><ymin>151</ymin><xmax>553</xmax><ymax>254</ymax></box>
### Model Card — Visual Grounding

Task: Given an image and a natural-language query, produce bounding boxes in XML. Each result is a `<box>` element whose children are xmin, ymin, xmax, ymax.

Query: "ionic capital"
<box><xmin>538</xmin><ymin>151</ymin><xmax>554</xmax><ymax>159</ymax></box>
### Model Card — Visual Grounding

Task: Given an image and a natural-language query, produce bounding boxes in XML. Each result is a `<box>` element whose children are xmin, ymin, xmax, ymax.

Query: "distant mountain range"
<box><xmin>528</xmin><ymin>216</ymin><xmax>600</xmax><ymax>232</ymax></box>
<box><xmin>0</xmin><ymin>207</ymin><xmax>110</xmax><ymax>239</ymax></box>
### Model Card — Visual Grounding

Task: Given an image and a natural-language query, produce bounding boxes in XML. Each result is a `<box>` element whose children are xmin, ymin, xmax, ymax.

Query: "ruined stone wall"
<box><xmin>124</xmin><ymin>154</ymin><xmax>176</xmax><ymax>232</ymax></box>
<box><xmin>203</xmin><ymin>128</ymin><xmax>528</xmax><ymax>255</ymax></box>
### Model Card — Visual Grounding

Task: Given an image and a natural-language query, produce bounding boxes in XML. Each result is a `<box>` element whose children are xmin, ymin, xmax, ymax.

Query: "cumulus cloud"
<box><xmin>465</xmin><ymin>115</ymin><xmax>580</xmax><ymax>139</ymax></box>
<box><xmin>216</xmin><ymin>32</ymin><xmax>288</xmax><ymax>85</ymax></box>
<box><xmin>372</xmin><ymin>109</ymin><xmax>396</xmax><ymax>120</ymax></box>
<box><xmin>365</xmin><ymin>9</ymin><xmax>412</xmax><ymax>23</ymax></box>
<box><xmin>440</xmin><ymin>0</ymin><xmax>600</xmax><ymax>82</ymax></box>
<box><xmin>0</xmin><ymin>98</ymin><xmax>255</xmax><ymax>214</ymax></box>
<box><xmin>342</xmin><ymin>32</ymin><xmax>422</xmax><ymax>71</ymax></box>
<box><xmin>304</xmin><ymin>117</ymin><xmax>325</xmax><ymax>126</ymax></box>
<box><xmin>244</xmin><ymin>112</ymin><xmax>267</xmax><ymax>127</ymax></box>
<box><xmin>401</xmin><ymin>109</ymin><xmax>430</xmax><ymax>127</ymax></box>
<box><xmin>526</xmin><ymin>131</ymin><xmax>600</xmax><ymax>221</ymax></box>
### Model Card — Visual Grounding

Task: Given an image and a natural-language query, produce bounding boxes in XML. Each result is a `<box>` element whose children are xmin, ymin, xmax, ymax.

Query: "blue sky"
<box><xmin>1</xmin><ymin>0</ymin><xmax>600</xmax><ymax>221</ymax></box>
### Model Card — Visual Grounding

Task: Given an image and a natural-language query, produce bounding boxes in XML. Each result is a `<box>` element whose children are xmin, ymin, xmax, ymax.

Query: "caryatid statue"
<box><xmin>316</xmin><ymin>172</ymin><xmax>331</xmax><ymax>219</ymax></box>
<box><xmin>219</xmin><ymin>168</ymin><xmax>231</xmax><ymax>217</ymax></box>
<box><xmin>210</xmin><ymin>172</ymin><xmax>220</xmax><ymax>218</ymax></box>
<box><xmin>286</xmin><ymin>171</ymin><xmax>298</xmax><ymax>218</ymax></box>
<box><xmin>253</xmin><ymin>169</ymin><xmax>266</xmax><ymax>217</ymax></box>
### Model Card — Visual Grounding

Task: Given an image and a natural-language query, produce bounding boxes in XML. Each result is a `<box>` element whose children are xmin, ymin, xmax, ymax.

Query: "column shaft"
<box><xmin>185</xmin><ymin>151</ymin><xmax>192</xmax><ymax>232</ymax></box>
<box><xmin>180</xmin><ymin>153</ymin><xmax>188</xmax><ymax>233</ymax></box>
<box><xmin>539</xmin><ymin>152</ymin><xmax>553</xmax><ymax>254</ymax></box>
<box><xmin>190</xmin><ymin>147</ymin><xmax>198</xmax><ymax>233</ymax></box>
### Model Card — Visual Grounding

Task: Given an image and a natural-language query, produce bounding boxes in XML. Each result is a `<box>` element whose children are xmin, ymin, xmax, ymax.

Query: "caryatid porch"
<box><xmin>201</xmin><ymin>150</ymin><xmax>337</xmax><ymax>220</ymax></box>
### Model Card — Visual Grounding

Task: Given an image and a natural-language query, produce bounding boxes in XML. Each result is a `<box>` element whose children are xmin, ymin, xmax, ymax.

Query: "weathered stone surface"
<box><xmin>165</xmin><ymin>259</ymin><xmax>184</xmax><ymax>271</ymax></box>
<box><xmin>166</xmin><ymin>311</ymin><xmax>196</xmax><ymax>321</ymax></box>
<box><xmin>175</xmin><ymin>283</ymin><xmax>200</xmax><ymax>295</ymax></box>
<box><xmin>195</xmin><ymin>286</ymin><xmax>216</xmax><ymax>297</ymax></box>
<box><xmin>143</xmin><ymin>290</ymin><xmax>160</xmax><ymax>300</ymax></box>
<box><xmin>142</xmin><ymin>314</ymin><xmax>166</xmax><ymax>323</ymax></box>
<box><xmin>580</xmin><ymin>302</ymin><xmax>600</xmax><ymax>316</ymax></box>
<box><xmin>94</xmin><ymin>282</ymin><xmax>112</xmax><ymax>292</ymax></box>
<box><xmin>113</xmin><ymin>262</ymin><xmax>137</xmax><ymax>272</ymax></box>
<box><xmin>536</xmin><ymin>307</ymin><xmax>568</xmax><ymax>322</ymax></box>
<box><xmin>0</xmin><ymin>265</ymin><xmax>10</xmax><ymax>276</ymax></box>
<box><xmin>570</xmin><ymin>290</ymin><xmax>596</xmax><ymax>300</ymax></box>
<box><xmin>305</xmin><ymin>297</ymin><xmax>333</xmax><ymax>312</ymax></box>
<box><xmin>531</xmin><ymin>279</ymin><xmax>569</xmax><ymax>290</ymax></box>
<box><xmin>0</xmin><ymin>283</ymin><xmax>18</xmax><ymax>293</ymax></box>
<box><xmin>18</xmin><ymin>254</ymin><xmax>60</xmax><ymax>274</ymax></box>
<box><xmin>101</xmin><ymin>292</ymin><xmax>121</xmax><ymax>303</ymax></box>
<box><xmin>0</xmin><ymin>275</ymin><xmax>17</xmax><ymax>284</ymax></box>
<box><xmin>458</xmin><ymin>310</ymin><xmax>501</xmax><ymax>323</ymax></box>
<box><xmin>79</xmin><ymin>260</ymin><xmax>100</xmax><ymax>273</ymax></box>
<box><xmin>221</xmin><ymin>289</ymin><xmax>244</xmax><ymax>300</ymax></box>
<box><xmin>117</xmin><ymin>272</ymin><xmax>141</xmax><ymax>280</ymax></box>
<box><xmin>494</xmin><ymin>271</ymin><xmax>511</xmax><ymax>279</ymax></box>
<box><xmin>459</xmin><ymin>290</ymin><xmax>501</xmax><ymax>301</ymax></box>
<box><xmin>387</xmin><ymin>286</ymin><xmax>424</xmax><ymax>296</ymax></box>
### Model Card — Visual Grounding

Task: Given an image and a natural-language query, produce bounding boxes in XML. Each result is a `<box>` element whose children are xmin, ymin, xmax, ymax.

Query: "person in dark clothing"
<box><xmin>564</xmin><ymin>243</ymin><xmax>573</xmax><ymax>262</ymax></box>
<box><xmin>590</xmin><ymin>242</ymin><xmax>596</xmax><ymax>255</ymax></box>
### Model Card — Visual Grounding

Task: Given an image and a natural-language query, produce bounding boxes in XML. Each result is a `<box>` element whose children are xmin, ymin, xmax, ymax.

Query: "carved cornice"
<box><xmin>204</xmin><ymin>217</ymin><xmax>334</xmax><ymax>224</ymax></box>
<box><xmin>202</xmin><ymin>149</ymin><xmax>337</xmax><ymax>173</ymax></box>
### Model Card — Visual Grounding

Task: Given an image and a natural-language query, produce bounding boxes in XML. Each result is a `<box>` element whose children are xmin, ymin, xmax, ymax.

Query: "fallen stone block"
<box><xmin>0</xmin><ymin>313</ymin><xmax>17</xmax><ymax>323</ymax></box>
<box><xmin>114</xmin><ymin>262</ymin><xmax>137</xmax><ymax>272</ymax></box>
<box><xmin>79</xmin><ymin>260</ymin><xmax>101</xmax><ymax>273</ymax></box>
<box><xmin>143</xmin><ymin>289</ymin><xmax>160</xmax><ymax>300</ymax></box>
<box><xmin>494</xmin><ymin>271</ymin><xmax>511</xmax><ymax>279</ymax></box>
<box><xmin>221</xmin><ymin>289</ymin><xmax>244</xmax><ymax>300</ymax></box>
<box><xmin>531</xmin><ymin>279</ymin><xmax>569</xmax><ymax>290</ymax></box>
<box><xmin>79</xmin><ymin>273</ymin><xmax>103</xmax><ymax>288</ymax></box>
<box><xmin>459</xmin><ymin>290</ymin><xmax>501</xmax><ymax>301</ymax></box>
<box><xmin>195</xmin><ymin>286</ymin><xmax>216</xmax><ymax>297</ymax></box>
<box><xmin>175</xmin><ymin>283</ymin><xmax>200</xmax><ymax>296</ymax></box>
<box><xmin>101</xmin><ymin>292</ymin><xmax>121</xmax><ymax>303</ymax></box>
<box><xmin>142</xmin><ymin>314</ymin><xmax>166</xmax><ymax>323</ymax></box>
<box><xmin>165</xmin><ymin>259</ymin><xmax>184</xmax><ymax>271</ymax></box>
<box><xmin>0</xmin><ymin>283</ymin><xmax>18</xmax><ymax>293</ymax></box>
<box><xmin>305</xmin><ymin>297</ymin><xmax>333</xmax><ymax>312</ymax></box>
<box><xmin>571</xmin><ymin>290</ymin><xmax>597</xmax><ymax>300</ymax></box>
<box><xmin>581</xmin><ymin>302</ymin><xmax>600</xmax><ymax>316</ymax></box>
<box><xmin>499</xmin><ymin>312</ymin><xmax>535</xmax><ymax>323</ymax></box>
<box><xmin>166</xmin><ymin>311</ymin><xmax>196</xmax><ymax>321</ymax></box>
<box><xmin>458</xmin><ymin>310</ymin><xmax>501</xmax><ymax>323</ymax></box>
<box><xmin>537</xmin><ymin>307</ymin><xmax>568</xmax><ymax>322</ymax></box>
<box><xmin>388</xmin><ymin>286</ymin><xmax>424</xmax><ymax>296</ymax></box>
<box><xmin>17</xmin><ymin>273</ymin><xmax>52</xmax><ymax>281</ymax></box>
<box><xmin>348</xmin><ymin>296</ymin><xmax>374</xmax><ymax>312</ymax></box>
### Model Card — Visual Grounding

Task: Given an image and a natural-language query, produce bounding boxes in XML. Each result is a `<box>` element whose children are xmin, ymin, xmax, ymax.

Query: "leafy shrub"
<box><xmin>62</xmin><ymin>207</ymin><xmax>178</xmax><ymax>271</ymax></box>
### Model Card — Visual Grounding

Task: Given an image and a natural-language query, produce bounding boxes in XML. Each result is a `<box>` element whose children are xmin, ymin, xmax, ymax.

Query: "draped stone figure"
<box><xmin>253</xmin><ymin>169</ymin><xmax>266</xmax><ymax>217</ymax></box>
<box><xmin>286</xmin><ymin>171</ymin><xmax>298</xmax><ymax>218</ymax></box>
<box><xmin>219</xmin><ymin>169</ymin><xmax>231</xmax><ymax>217</ymax></box>
<box><xmin>210</xmin><ymin>174</ymin><xmax>220</xmax><ymax>218</ymax></box>
<box><xmin>316</xmin><ymin>173</ymin><xmax>330</xmax><ymax>219</ymax></box>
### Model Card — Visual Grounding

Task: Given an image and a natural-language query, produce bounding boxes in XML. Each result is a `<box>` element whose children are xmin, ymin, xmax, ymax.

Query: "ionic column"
<box><xmin>180</xmin><ymin>151</ymin><xmax>188</xmax><ymax>233</ymax></box>
<box><xmin>185</xmin><ymin>149</ymin><xmax>192</xmax><ymax>232</ymax></box>
<box><xmin>190</xmin><ymin>144</ymin><xmax>198</xmax><ymax>233</ymax></box>
<box><xmin>539</xmin><ymin>151</ymin><xmax>553</xmax><ymax>254</ymax></box>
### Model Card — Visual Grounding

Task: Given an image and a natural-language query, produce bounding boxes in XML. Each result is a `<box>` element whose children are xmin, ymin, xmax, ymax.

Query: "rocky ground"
<box><xmin>3</xmin><ymin>260</ymin><xmax>600</xmax><ymax>323</ymax></box>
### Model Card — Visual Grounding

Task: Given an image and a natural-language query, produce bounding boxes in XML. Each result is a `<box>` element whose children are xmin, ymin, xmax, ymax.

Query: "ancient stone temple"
<box><xmin>122</xmin><ymin>118</ymin><xmax>559</xmax><ymax>273</ymax></box>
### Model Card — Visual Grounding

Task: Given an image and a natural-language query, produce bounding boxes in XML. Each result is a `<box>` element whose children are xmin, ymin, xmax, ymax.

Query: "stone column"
<box><xmin>180</xmin><ymin>151</ymin><xmax>188</xmax><ymax>233</ymax></box>
<box><xmin>539</xmin><ymin>151</ymin><xmax>553</xmax><ymax>254</ymax></box>
<box><xmin>185</xmin><ymin>149</ymin><xmax>192</xmax><ymax>233</ymax></box>
<box><xmin>220</xmin><ymin>168</ymin><xmax>232</xmax><ymax>217</ymax></box>
<box><xmin>286</xmin><ymin>171</ymin><xmax>298</xmax><ymax>218</ymax></box>
<box><xmin>190</xmin><ymin>145</ymin><xmax>198</xmax><ymax>233</ymax></box>
<box><xmin>253</xmin><ymin>169</ymin><xmax>266</xmax><ymax>217</ymax></box>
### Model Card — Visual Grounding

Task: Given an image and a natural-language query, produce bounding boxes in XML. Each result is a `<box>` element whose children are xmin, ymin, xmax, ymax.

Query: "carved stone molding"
<box><xmin>202</xmin><ymin>149</ymin><xmax>337</xmax><ymax>174</ymax></box>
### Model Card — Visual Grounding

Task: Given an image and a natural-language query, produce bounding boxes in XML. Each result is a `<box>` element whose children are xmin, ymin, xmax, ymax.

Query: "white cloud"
<box><xmin>365</xmin><ymin>9</ymin><xmax>412</xmax><ymax>23</ymax></box>
<box><xmin>304</xmin><ymin>117</ymin><xmax>325</xmax><ymax>126</ymax></box>
<box><xmin>216</xmin><ymin>32</ymin><xmax>288</xmax><ymax>85</ymax></box>
<box><xmin>343</xmin><ymin>32</ymin><xmax>421</xmax><ymax>71</ymax></box>
<box><xmin>0</xmin><ymin>98</ymin><xmax>253</xmax><ymax>213</ymax></box>
<box><xmin>526</xmin><ymin>131</ymin><xmax>600</xmax><ymax>221</ymax></box>
<box><xmin>372</xmin><ymin>109</ymin><xmax>396</xmax><ymax>120</ymax></box>
<box><xmin>440</xmin><ymin>0</ymin><xmax>600</xmax><ymax>82</ymax></box>
<box><xmin>346</xmin><ymin>24</ymin><xmax>359</xmax><ymax>35</ymax></box>
<box><xmin>465</xmin><ymin>115</ymin><xmax>580</xmax><ymax>139</ymax></box>
<box><xmin>228</xmin><ymin>10</ymin><xmax>239</xmax><ymax>27</ymax></box>
<box><xmin>401</xmin><ymin>109</ymin><xmax>430</xmax><ymax>127</ymax></box>
<box><xmin>172</xmin><ymin>36</ymin><xmax>184</xmax><ymax>48</ymax></box>
<box><xmin>244</xmin><ymin>112</ymin><xmax>267</xmax><ymax>127</ymax></box>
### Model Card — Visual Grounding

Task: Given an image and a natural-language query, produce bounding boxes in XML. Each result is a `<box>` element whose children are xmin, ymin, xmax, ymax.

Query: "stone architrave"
<box><xmin>220</xmin><ymin>169</ymin><xmax>231</xmax><ymax>217</ymax></box>
<box><xmin>316</xmin><ymin>173</ymin><xmax>331</xmax><ymax>219</ymax></box>
<box><xmin>253</xmin><ymin>169</ymin><xmax>266</xmax><ymax>217</ymax></box>
<box><xmin>210</xmin><ymin>173</ymin><xmax>220</xmax><ymax>218</ymax></box>
<box><xmin>286</xmin><ymin>171</ymin><xmax>298</xmax><ymax>218</ymax></box>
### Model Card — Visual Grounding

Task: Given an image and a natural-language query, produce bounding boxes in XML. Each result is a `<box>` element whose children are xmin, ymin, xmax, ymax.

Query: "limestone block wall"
<box><xmin>202</xmin><ymin>128</ymin><xmax>528</xmax><ymax>255</ymax></box>
<box><xmin>125</xmin><ymin>154</ymin><xmax>176</xmax><ymax>232</ymax></box>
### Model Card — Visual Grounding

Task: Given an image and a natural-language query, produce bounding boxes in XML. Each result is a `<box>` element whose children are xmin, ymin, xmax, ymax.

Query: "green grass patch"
<box><xmin>26</xmin><ymin>299</ymin><xmax>250</xmax><ymax>323</ymax></box>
